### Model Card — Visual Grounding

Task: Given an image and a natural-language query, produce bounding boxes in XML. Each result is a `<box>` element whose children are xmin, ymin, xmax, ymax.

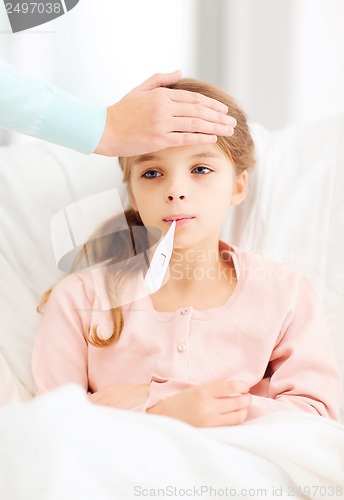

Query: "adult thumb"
<box><xmin>136</xmin><ymin>70</ymin><xmax>182</xmax><ymax>91</ymax></box>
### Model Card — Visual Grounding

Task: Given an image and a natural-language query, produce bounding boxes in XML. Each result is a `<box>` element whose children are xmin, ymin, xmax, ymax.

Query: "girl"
<box><xmin>32</xmin><ymin>79</ymin><xmax>341</xmax><ymax>427</ymax></box>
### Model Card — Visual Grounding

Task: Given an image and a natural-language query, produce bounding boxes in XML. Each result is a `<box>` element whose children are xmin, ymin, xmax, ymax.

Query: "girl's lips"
<box><xmin>163</xmin><ymin>218</ymin><xmax>195</xmax><ymax>228</ymax></box>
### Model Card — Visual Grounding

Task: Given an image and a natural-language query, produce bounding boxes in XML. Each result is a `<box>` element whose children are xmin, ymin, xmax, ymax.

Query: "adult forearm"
<box><xmin>0</xmin><ymin>61</ymin><xmax>105</xmax><ymax>154</ymax></box>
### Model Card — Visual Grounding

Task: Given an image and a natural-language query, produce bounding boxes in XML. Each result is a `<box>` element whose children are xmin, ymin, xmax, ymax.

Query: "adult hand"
<box><xmin>146</xmin><ymin>380</ymin><xmax>251</xmax><ymax>427</ymax></box>
<box><xmin>94</xmin><ymin>70</ymin><xmax>236</xmax><ymax>157</ymax></box>
<box><xmin>88</xmin><ymin>383</ymin><xmax>149</xmax><ymax>409</ymax></box>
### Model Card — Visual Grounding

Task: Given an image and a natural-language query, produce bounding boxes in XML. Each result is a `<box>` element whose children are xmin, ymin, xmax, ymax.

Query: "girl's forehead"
<box><xmin>132</xmin><ymin>143</ymin><xmax>229</xmax><ymax>167</ymax></box>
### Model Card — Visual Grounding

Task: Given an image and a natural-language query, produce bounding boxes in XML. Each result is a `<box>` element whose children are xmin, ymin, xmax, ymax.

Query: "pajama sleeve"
<box><xmin>0</xmin><ymin>60</ymin><xmax>106</xmax><ymax>154</ymax></box>
<box><xmin>248</xmin><ymin>277</ymin><xmax>341</xmax><ymax>421</ymax></box>
<box><xmin>32</xmin><ymin>274</ymin><xmax>91</xmax><ymax>395</ymax></box>
<box><xmin>132</xmin><ymin>375</ymin><xmax>197</xmax><ymax>412</ymax></box>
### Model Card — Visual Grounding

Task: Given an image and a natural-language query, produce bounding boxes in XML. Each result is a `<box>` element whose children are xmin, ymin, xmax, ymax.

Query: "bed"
<box><xmin>0</xmin><ymin>117</ymin><xmax>343</xmax><ymax>499</ymax></box>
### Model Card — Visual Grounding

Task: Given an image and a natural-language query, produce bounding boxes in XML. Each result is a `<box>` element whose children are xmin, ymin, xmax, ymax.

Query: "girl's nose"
<box><xmin>165</xmin><ymin>173</ymin><xmax>188</xmax><ymax>201</ymax></box>
<box><xmin>167</xmin><ymin>193</ymin><xmax>186</xmax><ymax>201</ymax></box>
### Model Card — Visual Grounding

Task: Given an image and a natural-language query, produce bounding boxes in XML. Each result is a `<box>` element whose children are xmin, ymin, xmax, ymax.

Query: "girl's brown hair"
<box><xmin>38</xmin><ymin>78</ymin><xmax>255</xmax><ymax>347</ymax></box>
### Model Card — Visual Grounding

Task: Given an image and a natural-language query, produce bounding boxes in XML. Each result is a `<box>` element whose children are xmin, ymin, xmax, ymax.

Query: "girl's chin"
<box><xmin>172</xmin><ymin>232</ymin><xmax>221</xmax><ymax>250</ymax></box>
<box><xmin>172</xmin><ymin>240</ymin><xmax>199</xmax><ymax>253</ymax></box>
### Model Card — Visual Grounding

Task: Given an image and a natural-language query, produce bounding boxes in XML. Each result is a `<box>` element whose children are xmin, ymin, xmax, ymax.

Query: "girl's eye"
<box><xmin>192</xmin><ymin>165</ymin><xmax>212</xmax><ymax>175</ymax></box>
<box><xmin>142</xmin><ymin>170</ymin><xmax>162</xmax><ymax>179</ymax></box>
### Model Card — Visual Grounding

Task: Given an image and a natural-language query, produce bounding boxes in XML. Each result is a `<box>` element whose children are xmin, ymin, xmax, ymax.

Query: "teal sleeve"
<box><xmin>0</xmin><ymin>60</ymin><xmax>106</xmax><ymax>154</ymax></box>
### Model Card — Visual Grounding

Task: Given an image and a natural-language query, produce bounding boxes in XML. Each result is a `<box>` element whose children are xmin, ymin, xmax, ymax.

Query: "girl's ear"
<box><xmin>230</xmin><ymin>170</ymin><xmax>248</xmax><ymax>206</ymax></box>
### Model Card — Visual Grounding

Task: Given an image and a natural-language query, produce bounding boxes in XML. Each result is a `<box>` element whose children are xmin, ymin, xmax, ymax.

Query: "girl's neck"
<box><xmin>149</xmin><ymin>241</ymin><xmax>237</xmax><ymax>312</ymax></box>
<box><xmin>164</xmin><ymin>240</ymin><xmax>236</xmax><ymax>295</ymax></box>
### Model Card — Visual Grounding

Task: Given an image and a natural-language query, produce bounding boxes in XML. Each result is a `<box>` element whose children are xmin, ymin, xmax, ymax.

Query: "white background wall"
<box><xmin>0</xmin><ymin>0</ymin><xmax>198</xmax><ymax>96</ymax></box>
<box><xmin>1</xmin><ymin>0</ymin><xmax>344</xmax><ymax>139</ymax></box>
<box><xmin>221</xmin><ymin>0</ymin><xmax>344</xmax><ymax>129</ymax></box>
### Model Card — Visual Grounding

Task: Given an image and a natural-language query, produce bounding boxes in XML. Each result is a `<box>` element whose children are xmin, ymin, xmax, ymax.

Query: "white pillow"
<box><xmin>0</xmin><ymin>351</ymin><xmax>31</xmax><ymax>404</ymax></box>
<box><xmin>1</xmin><ymin>120</ymin><xmax>343</xmax><ymax>419</ymax></box>
<box><xmin>0</xmin><ymin>142</ymin><xmax>127</xmax><ymax>398</ymax></box>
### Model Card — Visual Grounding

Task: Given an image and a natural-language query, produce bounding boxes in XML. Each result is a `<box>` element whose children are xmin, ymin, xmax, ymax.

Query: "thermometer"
<box><xmin>144</xmin><ymin>220</ymin><xmax>176</xmax><ymax>293</ymax></box>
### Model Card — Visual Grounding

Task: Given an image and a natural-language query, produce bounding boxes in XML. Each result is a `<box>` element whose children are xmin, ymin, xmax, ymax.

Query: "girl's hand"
<box><xmin>88</xmin><ymin>383</ymin><xmax>149</xmax><ymax>410</ymax></box>
<box><xmin>146</xmin><ymin>380</ymin><xmax>251</xmax><ymax>427</ymax></box>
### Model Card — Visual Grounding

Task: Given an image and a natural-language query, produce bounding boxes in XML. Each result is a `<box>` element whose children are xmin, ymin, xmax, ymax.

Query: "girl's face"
<box><xmin>129</xmin><ymin>143</ymin><xmax>248</xmax><ymax>250</ymax></box>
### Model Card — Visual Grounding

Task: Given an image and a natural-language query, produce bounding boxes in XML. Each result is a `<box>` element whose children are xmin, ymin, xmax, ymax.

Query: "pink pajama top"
<box><xmin>32</xmin><ymin>242</ymin><xmax>341</xmax><ymax>421</ymax></box>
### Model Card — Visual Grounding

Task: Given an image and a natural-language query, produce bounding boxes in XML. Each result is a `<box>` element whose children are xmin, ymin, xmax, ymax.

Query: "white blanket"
<box><xmin>0</xmin><ymin>384</ymin><xmax>343</xmax><ymax>500</ymax></box>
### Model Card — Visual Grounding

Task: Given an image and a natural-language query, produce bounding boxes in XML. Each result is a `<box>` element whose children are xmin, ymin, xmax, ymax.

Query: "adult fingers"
<box><xmin>168</xmin><ymin>117</ymin><xmax>235</xmax><ymax>136</ymax></box>
<box><xmin>165</xmin><ymin>88</ymin><xmax>229</xmax><ymax>114</ymax></box>
<box><xmin>162</xmin><ymin>129</ymin><xmax>233</xmax><ymax>148</ymax></box>
<box><xmin>170</xmin><ymin>103</ymin><xmax>236</xmax><ymax>127</ymax></box>
<box><xmin>162</xmin><ymin>133</ymin><xmax>217</xmax><ymax>148</ymax></box>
